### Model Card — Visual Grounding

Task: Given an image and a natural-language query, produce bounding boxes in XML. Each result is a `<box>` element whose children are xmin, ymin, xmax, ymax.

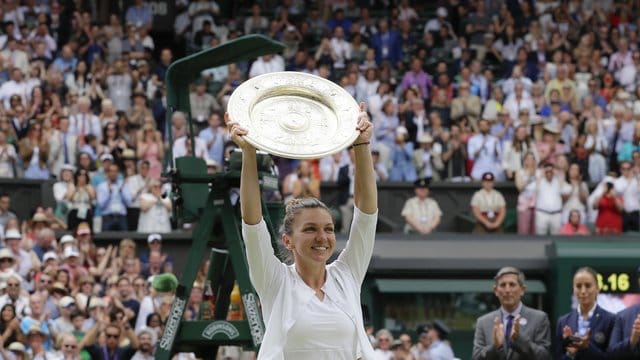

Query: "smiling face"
<box><xmin>494</xmin><ymin>273</ymin><xmax>525</xmax><ymax>312</ymax></box>
<box><xmin>283</xmin><ymin>208</ymin><xmax>335</xmax><ymax>266</ymax></box>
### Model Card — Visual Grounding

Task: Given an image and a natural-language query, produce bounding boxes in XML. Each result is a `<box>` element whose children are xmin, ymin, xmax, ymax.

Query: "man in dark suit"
<box><xmin>472</xmin><ymin>266</ymin><xmax>551</xmax><ymax>359</ymax></box>
<box><xmin>608</xmin><ymin>271</ymin><xmax>640</xmax><ymax>359</ymax></box>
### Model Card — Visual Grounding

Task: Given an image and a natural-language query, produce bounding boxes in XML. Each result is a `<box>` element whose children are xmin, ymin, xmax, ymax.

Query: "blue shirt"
<box><xmin>125</xmin><ymin>4</ymin><xmax>153</xmax><ymax>28</ymax></box>
<box><xmin>617</xmin><ymin>141</ymin><xmax>640</xmax><ymax>162</ymax></box>
<box><xmin>198</xmin><ymin>127</ymin><xmax>226</xmax><ymax>165</ymax></box>
<box><xmin>96</xmin><ymin>179</ymin><xmax>132</xmax><ymax>216</ymax></box>
<box><xmin>577</xmin><ymin>304</ymin><xmax>596</xmax><ymax>336</ymax></box>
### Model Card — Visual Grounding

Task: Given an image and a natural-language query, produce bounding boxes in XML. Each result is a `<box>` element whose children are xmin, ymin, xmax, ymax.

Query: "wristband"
<box><xmin>352</xmin><ymin>141</ymin><xmax>370</xmax><ymax>147</ymax></box>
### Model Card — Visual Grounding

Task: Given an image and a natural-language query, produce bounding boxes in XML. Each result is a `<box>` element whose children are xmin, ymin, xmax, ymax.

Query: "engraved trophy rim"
<box><xmin>227</xmin><ymin>71</ymin><xmax>360</xmax><ymax>159</ymax></box>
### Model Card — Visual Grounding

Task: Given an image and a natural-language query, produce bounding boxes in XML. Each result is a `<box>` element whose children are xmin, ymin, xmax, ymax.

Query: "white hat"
<box><xmin>418</xmin><ymin>134</ymin><xmax>434</xmax><ymax>143</ymax></box>
<box><xmin>59</xmin><ymin>234</ymin><xmax>76</xmax><ymax>245</ymax></box>
<box><xmin>4</xmin><ymin>229</ymin><xmax>21</xmax><ymax>240</ymax></box>
<box><xmin>437</xmin><ymin>7</ymin><xmax>448</xmax><ymax>17</ymax></box>
<box><xmin>59</xmin><ymin>296</ymin><xmax>76</xmax><ymax>308</ymax></box>
<box><xmin>396</xmin><ymin>126</ymin><xmax>408</xmax><ymax>136</ymax></box>
<box><xmin>0</xmin><ymin>248</ymin><xmax>13</xmax><ymax>261</ymax></box>
<box><xmin>63</xmin><ymin>246</ymin><xmax>80</xmax><ymax>259</ymax></box>
<box><xmin>7</xmin><ymin>342</ymin><xmax>26</xmax><ymax>352</ymax></box>
<box><xmin>147</xmin><ymin>233</ymin><xmax>162</xmax><ymax>244</ymax></box>
<box><xmin>43</xmin><ymin>251</ymin><xmax>58</xmax><ymax>262</ymax></box>
<box><xmin>100</xmin><ymin>153</ymin><xmax>114</xmax><ymax>162</ymax></box>
<box><xmin>60</xmin><ymin>164</ymin><xmax>76</xmax><ymax>172</ymax></box>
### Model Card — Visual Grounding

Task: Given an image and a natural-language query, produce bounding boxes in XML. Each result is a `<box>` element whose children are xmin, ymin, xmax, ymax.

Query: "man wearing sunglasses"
<box><xmin>81</xmin><ymin>314</ymin><xmax>138</xmax><ymax>360</ymax></box>
<box><xmin>0</xmin><ymin>274</ymin><xmax>28</xmax><ymax>317</ymax></box>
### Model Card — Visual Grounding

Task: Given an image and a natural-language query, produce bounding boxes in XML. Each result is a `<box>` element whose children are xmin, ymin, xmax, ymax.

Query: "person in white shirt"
<box><xmin>503</xmin><ymin>81</ymin><xmax>534</xmax><ymax>121</ymax></box>
<box><xmin>172</xmin><ymin>135</ymin><xmax>209</xmax><ymax>162</ymax></box>
<box><xmin>614</xmin><ymin>161</ymin><xmax>640</xmax><ymax>231</ymax></box>
<box><xmin>535</xmin><ymin>163</ymin><xmax>568</xmax><ymax>235</ymax></box>
<box><xmin>69</xmin><ymin>97</ymin><xmax>102</xmax><ymax>143</ymax></box>
<box><xmin>227</xmin><ymin>102</ymin><xmax>378</xmax><ymax>359</ymax></box>
<box><xmin>329</xmin><ymin>26</ymin><xmax>352</xmax><ymax>70</ymax></box>
<box><xmin>248</xmin><ymin>54</ymin><xmax>285</xmax><ymax>78</ymax></box>
<box><xmin>374</xmin><ymin>329</ymin><xmax>394</xmax><ymax>360</ymax></box>
<box><xmin>468</xmin><ymin>119</ymin><xmax>504</xmax><ymax>181</ymax></box>
<box><xmin>0</xmin><ymin>67</ymin><xmax>29</xmax><ymax>108</ymax></box>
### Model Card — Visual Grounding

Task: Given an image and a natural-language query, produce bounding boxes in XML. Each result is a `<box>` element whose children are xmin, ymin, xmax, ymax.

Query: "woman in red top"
<box><xmin>593</xmin><ymin>181</ymin><xmax>624</xmax><ymax>234</ymax></box>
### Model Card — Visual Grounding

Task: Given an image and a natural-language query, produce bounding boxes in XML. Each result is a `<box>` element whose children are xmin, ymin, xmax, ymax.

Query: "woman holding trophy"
<box><xmin>225</xmin><ymin>98</ymin><xmax>378</xmax><ymax>359</ymax></box>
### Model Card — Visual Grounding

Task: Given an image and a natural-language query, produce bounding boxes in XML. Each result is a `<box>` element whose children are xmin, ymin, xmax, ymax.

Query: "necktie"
<box><xmin>505</xmin><ymin>315</ymin><xmax>514</xmax><ymax>347</ymax></box>
<box><xmin>63</xmin><ymin>133</ymin><xmax>69</xmax><ymax>164</ymax></box>
<box><xmin>79</xmin><ymin>114</ymin><xmax>86</xmax><ymax>146</ymax></box>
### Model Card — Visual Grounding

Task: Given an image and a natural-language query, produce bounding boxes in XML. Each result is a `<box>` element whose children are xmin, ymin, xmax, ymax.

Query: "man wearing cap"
<box><xmin>51</xmin><ymin>296</ymin><xmax>77</xmax><ymax>334</ymax></box>
<box><xmin>472</xmin><ymin>267</ymin><xmax>551</xmax><ymax>360</ymax></box>
<box><xmin>91</xmin><ymin>152</ymin><xmax>121</xmax><ymax>190</ymax></box>
<box><xmin>131</xmin><ymin>326</ymin><xmax>157</xmax><ymax>359</ymax></box>
<box><xmin>97</xmin><ymin>163</ymin><xmax>132</xmax><ymax>231</ymax></box>
<box><xmin>140</xmin><ymin>233</ymin><xmax>173</xmax><ymax>270</ymax></box>
<box><xmin>468</xmin><ymin>119</ymin><xmax>504</xmax><ymax>181</ymax></box>
<box><xmin>470</xmin><ymin>172</ymin><xmax>506</xmax><ymax>233</ymax></box>
<box><xmin>4</xmin><ymin>229</ymin><xmax>38</xmax><ymax>284</ymax></box>
<box><xmin>60</xmin><ymin>246</ymin><xmax>88</xmax><ymax>284</ymax></box>
<box><xmin>0</xmin><ymin>274</ymin><xmax>29</xmax><ymax>317</ymax></box>
<box><xmin>69</xmin><ymin>96</ymin><xmax>102</xmax><ymax>144</ymax></box>
<box><xmin>414</xmin><ymin>133</ymin><xmax>444</xmax><ymax>182</ymax></box>
<box><xmin>428</xmin><ymin>320</ymin><xmax>455</xmax><ymax>359</ymax></box>
<box><xmin>58</xmin><ymin>234</ymin><xmax>76</xmax><ymax>252</ymax></box>
<box><xmin>402</xmin><ymin>178</ymin><xmax>442</xmax><ymax>234</ymax></box>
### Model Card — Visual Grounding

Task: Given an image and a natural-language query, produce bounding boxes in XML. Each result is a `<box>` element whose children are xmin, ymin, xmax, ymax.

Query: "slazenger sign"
<box><xmin>159</xmin><ymin>297</ymin><xmax>186</xmax><ymax>350</ymax></box>
<box><xmin>243</xmin><ymin>293</ymin><xmax>264</xmax><ymax>345</ymax></box>
<box><xmin>201</xmin><ymin>321</ymin><xmax>240</xmax><ymax>340</ymax></box>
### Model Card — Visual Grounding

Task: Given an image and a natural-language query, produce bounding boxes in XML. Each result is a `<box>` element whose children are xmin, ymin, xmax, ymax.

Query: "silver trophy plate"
<box><xmin>227</xmin><ymin>71</ymin><xmax>360</xmax><ymax>159</ymax></box>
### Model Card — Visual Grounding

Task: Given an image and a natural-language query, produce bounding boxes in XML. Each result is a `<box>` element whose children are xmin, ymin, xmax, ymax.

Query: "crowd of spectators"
<box><xmin>1</xmin><ymin>0</ymin><xmax>640</xmax><ymax>358</ymax></box>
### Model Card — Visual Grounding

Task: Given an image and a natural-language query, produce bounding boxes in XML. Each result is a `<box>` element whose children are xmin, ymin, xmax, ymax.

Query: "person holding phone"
<box><xmin>555</xmin><ymin>267</ymin><xmax>615</xmax><ymax>359</ymax></box>
<box><xmin>226</xmin><ymin>102</ymin><xmax>378</xmax><ymax>359</ymax></box>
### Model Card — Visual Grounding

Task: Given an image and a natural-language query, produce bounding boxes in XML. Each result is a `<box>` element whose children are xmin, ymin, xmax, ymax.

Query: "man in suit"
<box><xmin>49</xmin><ymin>116</ymin><xmax>77</xmax><ymax>178</ymax></box>
<box><xmin>69</xmin><ymin>96</ymin><xmax>102</xmax><ymax>145</ymax></box>
<box><xmin>472</xmin><ymin>266</ymin><xmax>551</xmax><ymax>359</ymax></box>
<box><xmin>608</xmin><ymin>268</ymin><xmax>640</xmax><ymax>358</ymax></box>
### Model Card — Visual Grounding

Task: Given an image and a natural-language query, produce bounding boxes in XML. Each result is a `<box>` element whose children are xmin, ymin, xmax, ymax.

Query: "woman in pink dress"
<box><xmin>136</xmin><ymin>123</ymin><xmax>163</xmax><ymax>179</ymax></box>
